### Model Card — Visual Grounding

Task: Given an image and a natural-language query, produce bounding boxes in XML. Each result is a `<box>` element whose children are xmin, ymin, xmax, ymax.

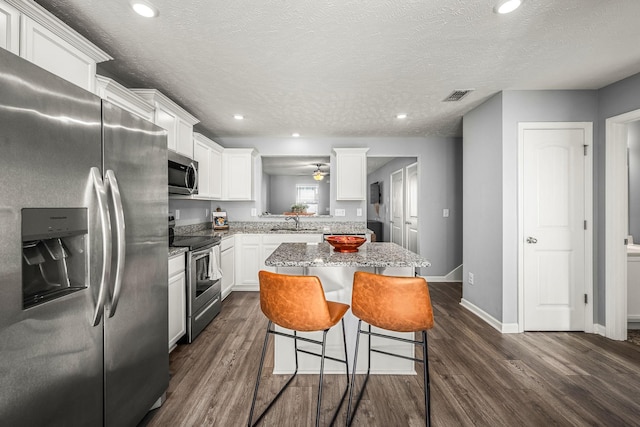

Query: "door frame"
<box><xmin>517</xmin><ymin>122</ymin><xmax>594</xmax><ymax>333</ymax></box>
<box><xmin>404</xmin><ymin>162</ymin><xmax>419</xmax><ymax>253</ymax></box>
<box><xmin>605</xmin><ymin>109</ymin><xmax>640</xmax><ymax>340</ymax></box>
<box><xmin>390</xmin><ymin>168</ymin><xmax>404</xmax><ymax>247</ymax></box>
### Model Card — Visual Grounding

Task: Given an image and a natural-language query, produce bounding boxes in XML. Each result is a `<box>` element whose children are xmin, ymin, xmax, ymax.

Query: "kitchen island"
<box><xmin>264</xmin><ymin>242</ymin><xmax>430</xmax><ymax>375</ymax></box>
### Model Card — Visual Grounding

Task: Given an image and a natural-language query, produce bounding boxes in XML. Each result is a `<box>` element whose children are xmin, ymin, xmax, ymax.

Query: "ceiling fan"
<box><xmin>311</xmin><ymin>163</ymin><xmax>328</xmax><ymax>181</ymax></box>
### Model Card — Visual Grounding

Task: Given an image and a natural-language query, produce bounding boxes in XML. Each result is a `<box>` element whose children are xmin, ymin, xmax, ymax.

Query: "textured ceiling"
<box><xmin>34</xmin><ymin>0</ymin><xmax>640</xmax><ymax>139</ymax></box>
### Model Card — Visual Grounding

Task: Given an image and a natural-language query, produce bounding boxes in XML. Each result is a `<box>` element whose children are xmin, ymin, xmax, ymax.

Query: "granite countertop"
<box><xmin>168</xmin><ymin>246</ymin><xmax>188</xmax><ymax>257</ymax></box>
<box><xmin>264</xmin><ymin>242</ymin><xmax>431</xmax><ymax>268</ymax></box>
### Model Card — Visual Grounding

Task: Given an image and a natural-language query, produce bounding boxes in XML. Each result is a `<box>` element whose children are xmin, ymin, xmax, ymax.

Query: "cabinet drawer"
<box><xmin>221</xmin><ymin>235</ymin><xmax>235</xmax><ymax>251</ymax></box>
<box><xmin>168</xmin><ymin>253</ymin><xmax>185</xmax><ymax>276</ymax></box>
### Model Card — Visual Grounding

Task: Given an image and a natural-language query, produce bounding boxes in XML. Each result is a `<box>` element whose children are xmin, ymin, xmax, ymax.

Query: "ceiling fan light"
<box><xmin>313</xmin><ymin>172</ymin><xmax>324</xmax><ymax>181</ymax></box>
<box><xmin>494</xmin><ymin>0</ymin><xmax>522</xmax><ymax>14</ymax></box>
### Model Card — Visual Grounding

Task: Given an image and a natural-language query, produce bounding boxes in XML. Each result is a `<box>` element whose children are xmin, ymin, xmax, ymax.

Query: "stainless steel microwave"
<box><xmin>168</xmin><ymin>151</ymin><xmax>198</xmax><ymax>195</ymax></box>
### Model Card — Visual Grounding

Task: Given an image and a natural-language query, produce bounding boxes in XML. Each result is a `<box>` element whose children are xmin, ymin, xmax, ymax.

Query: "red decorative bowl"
<box><xmin>325</xmin><ymin>235</ymin><xmax>366</xmax><ymax>253</ymax></box>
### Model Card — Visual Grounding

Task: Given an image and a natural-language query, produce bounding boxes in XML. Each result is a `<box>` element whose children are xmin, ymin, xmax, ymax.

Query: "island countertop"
<box><xmin>264</xmin><ymin>242</ymin><xmax>431</xmax><ymax>268</ymax></box>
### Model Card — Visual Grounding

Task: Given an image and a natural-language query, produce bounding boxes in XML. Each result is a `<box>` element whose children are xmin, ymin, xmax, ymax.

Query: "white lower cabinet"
<box><xmin>168</xmin><ymin>253</ymin><xmax>186</xmax><ymax>352</ymax></box>
<box><xmin>234</xmin><ymin>233</ymin><xmax>322</xmax><ymax>291</ymax></box>
<box><xmin>220</xmin><ymin>236</ymin><xmax>235</xmax><ymax>300</ymax></box>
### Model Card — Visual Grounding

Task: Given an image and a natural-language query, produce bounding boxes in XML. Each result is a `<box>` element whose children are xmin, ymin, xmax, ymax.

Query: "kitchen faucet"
<box><xmin>285</xmin><ymin>214</ymin><xmax>300</xmax><ymax>230</ymax></box>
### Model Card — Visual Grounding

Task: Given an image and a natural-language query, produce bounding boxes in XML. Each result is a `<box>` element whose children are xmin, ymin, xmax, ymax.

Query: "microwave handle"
<box><xmin>187</xmin><ymin>162</ymin><xmax>198</xmax><ymax>194</ymax></box>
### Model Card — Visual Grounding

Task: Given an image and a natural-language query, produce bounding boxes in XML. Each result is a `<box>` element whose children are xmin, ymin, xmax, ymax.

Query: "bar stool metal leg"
<box><xmin>347</xmin><ymin>323</ymin><xmax>432</xmax><ymax>427</ymax></box>
<box><xmin>422</xmin><ymin>330</ymin><xmax>431</xmax><ymax>427</ymax></box>
<box><xmin>248</xmin><ymin>320</ymin><xmax>350</xmax><ymax>426</ymax></box>
<box><xmin>248</xmin><ymin>321</ymin><xmax>300</xmax><ymax>427</ymax></box>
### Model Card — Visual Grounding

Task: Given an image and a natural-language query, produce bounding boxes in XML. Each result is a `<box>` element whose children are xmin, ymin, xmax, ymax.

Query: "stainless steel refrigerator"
<box><xmin>0</xmin><ymin>49</ymin><xmax>169</xmax><ymax>426</ymax></box>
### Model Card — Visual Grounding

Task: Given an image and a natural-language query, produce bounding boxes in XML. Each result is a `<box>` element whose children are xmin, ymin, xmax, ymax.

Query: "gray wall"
<box><xmin>628</xmin><ymin>121</ymin><xmax>640</xmax><ymax>242</ymax></box>
<box><xmin>463</xmin><ymin>90</ymin><xmax>600</xmax><ymax>325</ymax></box>
<box><xmin>366</xmin><ymin>157</ymin><xmax>417</xmax><ymax>243</ymax></box>
<box><xmin>462</xmin><ymin>93</ymin><xmax>504</xmax><ymax>320</ymax></box>
<box><xmin>267</xmin><ymin>174</ymin><xmax>330</xmax><ymax>215</ymax></box>
<box><xmin>596</xmin><ymin>71</ymin><xmax>640</xmax><ymax>324</ymax></box>
<box><xmin>215</xmin><ymin>136</ymin><xmax>462</xmax><ymax>276</ymax></box>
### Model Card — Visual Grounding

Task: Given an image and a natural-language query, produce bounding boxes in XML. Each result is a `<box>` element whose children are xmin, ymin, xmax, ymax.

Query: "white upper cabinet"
<box><xmin>193</xmin><ymin>132</ymin><xmax>223</xmax><ymax>200</ymax></box>
<box><xmin>132</xmin><ymin>89</ymin><xmax>199</xmax><ymax>158</ymax></box>
<box><xmin>222</xmin><ymin>148</ymin><xmax>256</xmax><ymax>200</ymax></box>
<box><xmin>5</xmin><ymin>0</ymin><xmax>112</xmax><ymax>92</ymax></box>
<box><xmin>334</xmin><ymin>148</ymin><xmax>369</xmax><ymax>200</ymax></box>
<box><xmin>0</xmin><ymin>0</ymin><xmax>19</xmax><ymax>54</ymax></box>
<box><xmin>95</xmin><ymin>75</ymin><xmax>154</xmax><ymax>122</ymax></box>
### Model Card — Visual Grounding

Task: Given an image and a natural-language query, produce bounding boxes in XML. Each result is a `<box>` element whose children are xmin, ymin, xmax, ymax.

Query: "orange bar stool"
<box><xmin>347</xmin><ymin>271</ymin><xmax>435</xmax><ymax>426</ymax></box>
<box><xmin>248</xmin><ymin>270</ymin><xmax>351</xmax><ymax>427</ymax></box>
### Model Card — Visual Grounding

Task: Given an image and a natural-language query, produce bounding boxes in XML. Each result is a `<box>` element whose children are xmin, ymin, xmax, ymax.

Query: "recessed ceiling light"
<box><xmin>494</xmin><ymin>0</ymin><xmax>522</xmax><ymax>14</ymax></box>
<box><xmin>292</xmin><ymin>133</ymin><xmax>300</xmax><ymax>137</ymax></box>
<box><xmin>396</xmin><ymin>113</ymin><xmax>407</xmax><ymax>119</ymax></box>
<box><xmin>233</xmin><ymin>114</ymin><xmax>244</xmax><ymax>120</ymax></box>
<box><xmin>131</xmin><ymin>1</ymin><xmax>158</xmax><ymax>18</ymax></box>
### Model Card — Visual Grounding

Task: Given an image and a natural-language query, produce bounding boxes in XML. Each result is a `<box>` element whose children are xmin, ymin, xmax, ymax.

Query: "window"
<box><xmin>296</xmin><ymin>184</ymin><xmax>319</xmax><ymax>214</ymax></box>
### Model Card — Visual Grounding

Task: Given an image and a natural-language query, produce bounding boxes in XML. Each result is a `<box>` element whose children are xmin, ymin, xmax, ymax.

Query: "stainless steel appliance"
<box><xmin>172</xmin><ymin>235</ymin><xmax>222</xmax><ymax>342</ymax></box>
<box><xmin>168</xmin><ymin>150</ymin><xmax>198</xmax><ymax>195</ymax></box>
<box><xmin>0</xmin><ymin>49</ymin><xmax>169</xmax><ymax>426</ymax></box>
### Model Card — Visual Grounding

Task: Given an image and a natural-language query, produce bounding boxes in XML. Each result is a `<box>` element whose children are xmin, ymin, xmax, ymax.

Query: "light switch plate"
<box><xmin>443</xmin><ymin>208</ymin><xmax>449</xmax><ymax>218</ymax></box>
<box><xmin>335</xmin><ymin>209</ymin><xmax>346</xmax><ymax>217</ymax></box>
<box><xmin>175</xmin><ymin>209</ymin><xmax>180</xmax><ymax>220</ymax></box>
<box><xmin>356</xmin><ymin>208</ymin><xmax>362</xmax><ymax>216</ymax></box>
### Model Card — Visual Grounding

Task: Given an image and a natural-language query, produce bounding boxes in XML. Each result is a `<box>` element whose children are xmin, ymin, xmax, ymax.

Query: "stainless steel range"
<box><xmin>172</xmin><ymin>234</ymin><xmax>222</xmax><ymax>343</ymax></box>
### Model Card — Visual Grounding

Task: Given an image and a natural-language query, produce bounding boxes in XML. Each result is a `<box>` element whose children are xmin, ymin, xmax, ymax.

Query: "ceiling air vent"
<box><xmin>443</xmin><ymin>89</ymin><xmax>474</xmax><ymax>102</ymax></box>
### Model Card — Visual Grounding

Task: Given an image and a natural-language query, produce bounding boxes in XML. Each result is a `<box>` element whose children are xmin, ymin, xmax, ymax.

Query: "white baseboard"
<box><xmin>232</xmin><ymin>285</ymin><xmax>258</xmax><ymax>292</ymax></box>
<box><xmin>593</xmin><ymin>323</ymin><xmax>606</xmax><ymax>336</ymax></box>
<box><xmin>460</xmin><ymin>298</ymin><xmax>519</xmax><ymax>334</ymax></box>
<box><xmin>424</xmin><ymin>264</ymin><xmax>463</xmax><ymax>283</ymax></box>
<box><xmin>628</xmin><ymin>315</ymin><xmax>640</xmax><ymax>321</ymax></box>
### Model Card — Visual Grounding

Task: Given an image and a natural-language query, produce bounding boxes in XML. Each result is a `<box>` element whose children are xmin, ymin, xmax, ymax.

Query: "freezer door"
<box><xmin>0</xmin><ymin>50</ymin><xmax>104</xmax><ymax>425</ymax></box>
<box><xmin>102</xmin><ymin>101</ymin><xmax>169</xmax><ymax>427</ymax></box>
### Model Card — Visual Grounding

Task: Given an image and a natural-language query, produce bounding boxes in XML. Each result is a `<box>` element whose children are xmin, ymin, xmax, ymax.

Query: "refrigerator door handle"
<box><xmin>91</xmin><ymin>167</ymin><xmax>112</xmax><ymax>327</ymax></box>
<box><xmin>106</xmin><ymin>169</ymin><xmax>126</xmax><ymax>318</ymax></box>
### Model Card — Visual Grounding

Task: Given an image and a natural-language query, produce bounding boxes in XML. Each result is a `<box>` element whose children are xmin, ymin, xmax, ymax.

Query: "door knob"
<box><xmin>527</xmin><ymin>237</ymin><xmax>538</xmax><ymax>244</ymax></box>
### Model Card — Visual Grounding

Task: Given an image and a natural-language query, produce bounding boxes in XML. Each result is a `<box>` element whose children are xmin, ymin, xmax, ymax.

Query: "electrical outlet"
<box><xmin>468</xmin><ymin>272</ymin><xmax>474</xmax><ymax>285</ymax></box>
<box><xmin>205</xmin><ymin>209</ymin><xmax>209</xmax><ymax>218</ymax></box>
<box><xmin>356</xmin><ymin>208</ymin><xmax>362</xmax><ymax>216</ymax></box>
<box><xmin>251</xmin><ymin>208</ymin><xmax>257</xmax><ymax>217</ymax></box>
<box><xmin>335</xmin><ymin>209</ymin><xmax>346</xmax><ymax>217</ymax></box>
<box><xmin>175</xmin><ymin>209</ymin><xmax>180</xmax><ymax>220</ymax></box>
<box><xmin>443</xmin><ymin>208</ymin><xmax>449</xmax><ymax>218</ymax></box>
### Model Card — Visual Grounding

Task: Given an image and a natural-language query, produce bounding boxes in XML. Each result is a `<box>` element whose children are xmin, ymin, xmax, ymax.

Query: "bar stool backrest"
<box><xmin>352</xmin><ymin>271</ymin><xmax>434</xmax><ymax>332</ymax></box>
<box><xmin>258</xmin><ymin>270</ymin><xmax>333</xmax><ymax>332</ymax></box>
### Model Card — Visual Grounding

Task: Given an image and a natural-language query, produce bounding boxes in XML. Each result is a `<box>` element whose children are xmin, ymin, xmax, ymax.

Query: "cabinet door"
<box><xmin>335</xmin><ymin>148</ymin><xmax>368</xmax><ymax>200</ymax></box>
<box><xmin>0</xmin><ymin>0</ymin><xmax>19</xmax><ymax>54</ymax></box>
<box><xmin>235</xmin><ymin>235</ymin><xmax>261</xmax><ymax>290</ymax></box>
<box><xmin>193</xmin><ymin>139</ymin><xmax>211</xmax><ymax>198</ymax></box>
<box><xmin>210</xmin><ymin>146</ymin><xmax>223</xmax><ymax>199</ymax></box>
<box><xmin>168</xmin><ymin>271</ymin><xmax>186</xmax><ymax>350</ymax></box>
<box><xmin>20</xmin><ymin>16</ymin><xmax>97</xmax><ymax>92</ymax></box>
<box><xmin>221</xmin><ymin>246</ymin><xmax>235</xmax><ymax>300</ymax></box>
<box><xmin>176</xmin><ymin>119</ymin><xmax>193</xmax><ymax>158</ymax></box>
<box><xmin>155</xmin><ymin>105</ymin><xmax>178</xmax><ymax>152</ymax></box>
<box><xmin>223</xmin><ymin>150</ymin><xmax>254</xmax><ymax>200</ymax></box>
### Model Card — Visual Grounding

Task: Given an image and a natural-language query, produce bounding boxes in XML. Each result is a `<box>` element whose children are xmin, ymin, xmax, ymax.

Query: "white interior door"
<box><xmin>523</xmin><ymin>127</ymin><xmax>587</xmax><ymax>331</ymax></box>
<box><xmin>405</xmin><ymin>162</ymin><xmax>418</xmax><ymax>253</ymax></box>
<box><xmin>390</xmin><ymin>169</ymin><xmax>404</xmax><ymax>247</ymax></box>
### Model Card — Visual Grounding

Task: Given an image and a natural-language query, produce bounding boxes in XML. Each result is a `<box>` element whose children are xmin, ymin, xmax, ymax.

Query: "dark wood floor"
<box><xmin>143</xmin><ymin>283</ymin><xmax>640</xmax><ymax>426</ymax></box>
